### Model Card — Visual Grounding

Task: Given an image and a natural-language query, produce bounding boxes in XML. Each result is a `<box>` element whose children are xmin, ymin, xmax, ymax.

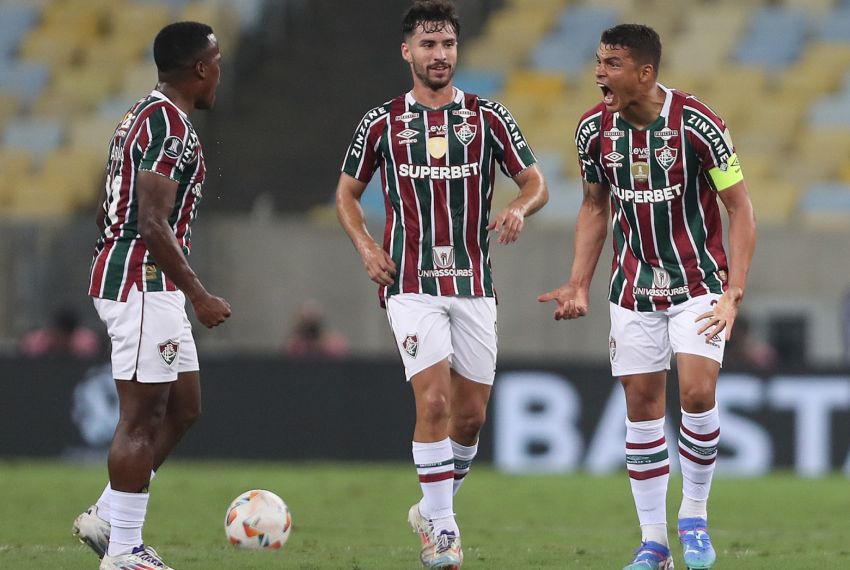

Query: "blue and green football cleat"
<box><xmin>623</xmin><ymin>540</ymin><xmax>675</xmax><ymax>570</ymax></box>
<box><xmin>678</xmin><ymin>517</ymin><xmax>716</xmax><ymax>569</ymax></box>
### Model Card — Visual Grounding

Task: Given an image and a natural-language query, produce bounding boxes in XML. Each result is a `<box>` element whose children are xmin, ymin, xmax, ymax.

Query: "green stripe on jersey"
<box><xmin>447</xmin><ymin>111</ymin><xmax>472</xmax><ymax>296</ymax></box>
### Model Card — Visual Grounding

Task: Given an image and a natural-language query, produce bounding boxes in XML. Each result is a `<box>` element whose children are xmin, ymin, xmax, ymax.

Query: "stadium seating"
<box><xmin>0</xmin><ymin>0</ymin><xmax>248</xmax><ymax>218</ymax></box>
<box><xmin>454</xmin><ymin>0</ymin><xmax>850</xmax><ymax>227</ymax></box>
<box><xmin>1</xmin><ymin>0</ymin><xmax>850</xmax><ymax>226</ymax></box>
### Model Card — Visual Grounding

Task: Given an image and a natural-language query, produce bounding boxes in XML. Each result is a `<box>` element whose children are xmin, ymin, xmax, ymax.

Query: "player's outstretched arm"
<box><xmin>538</xmin><ymin>179</ymin><xmax>609</xmax><ymax>320</ymax></box>
<box><xmin>137</xmin><ymin>170</ymin><xmax>231</xmax><ymax>328</ymax></box>
<box><xmin>335</xmin><ymin>172</ymin><xmax>396</xmax><ymax>286</ymax></box>
<box><xmin>696</xmin><ymin>180</ymin><xmax>756</xmax><ymax>341</ymax></box>
<box><xmin>487</xmin><ymin>164</ymin><xmax>548</xmax><ymax>245</ymax></box>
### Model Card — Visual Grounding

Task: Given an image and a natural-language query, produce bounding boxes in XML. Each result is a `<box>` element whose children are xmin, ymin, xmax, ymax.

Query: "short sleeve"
<box><xmin>575</xmin><ymin>115</ymin><xmax>603</xmax><ymax>184</ymax></box>
<box><xmin>684</xmin><ymin>99</ymin><xmax>742</xmax><ymax>191</ymax></box>
<box><xmin>481</xmin><ymin>99</ymin><xmax>536</xmax><ymax>177</ymax></box>
<box><xmin>341</xmin><ymin>106</ymin><xmax>388</xmax><ymax>183</ymax></box>
<box><xmin>138</xmin><ymin>106</ymin><xmax>192</xmax><ymax>181</ymax></box>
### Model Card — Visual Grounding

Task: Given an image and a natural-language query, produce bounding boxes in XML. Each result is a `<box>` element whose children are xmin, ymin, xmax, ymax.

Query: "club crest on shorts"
<box><xmin>158</xmin><ymin>339</ymin><xmax>179</xmax><ymax>365</ymax></box>
<box><xmin>401</xmin><ymin>334</ymin><xmax>418</xmax><ymax>358</ymax></box>
<box><xmin>609</xmin><ymin>336</ymin><xmax>617</xmax><ymax>361</ymax></box>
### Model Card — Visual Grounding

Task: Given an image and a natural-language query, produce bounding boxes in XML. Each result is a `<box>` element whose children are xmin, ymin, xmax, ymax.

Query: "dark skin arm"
<box><xmin>136</xmin><ymin>170</ymin><xmax>231</xmax><ymax>327</ymax></box>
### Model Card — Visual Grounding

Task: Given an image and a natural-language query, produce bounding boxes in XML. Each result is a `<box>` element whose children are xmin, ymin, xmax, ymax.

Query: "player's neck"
<box><xmin>410</xmin><ymin>83</ymin><xmax>455</xmax><ymax>110</ymax></box>
<box><xmin>619</xmin><ymin>84</ymin><xmax>665</xmax><ymax>130</ymax></box>
<box><xmin>156</xmin><ymin>82</ymin><xmax>195</xmax><ymax>115</ymax></box>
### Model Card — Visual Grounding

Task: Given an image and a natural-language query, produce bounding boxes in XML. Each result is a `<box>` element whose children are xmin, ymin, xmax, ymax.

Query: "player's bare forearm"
<box><xmin>488</xmin><ymin>165</ymin><xmax>548</xmax><ymax>244</ymax></box>
<box><xmin>567</xmin><ymin>180</ymin><xmax>609</xmax><ymax>288</ymax></box>
<box><xmin>538</xmin><ymin>181</ymin><xmax>607</xmax><ymax>320</ymax></box>
<box><xmin>137</xmin><ymin>171</ymin><xmax>230</xmax><ymax>327</ymax></box>
<box><xmin>136</xmin><ymin>171</ymin><xmax>206</xmax><ymax>302</ymax></box>
<box><xmin>335</xmin><ymin>173</ymin><xmax>397</xmax><ymax>285</ymax></box>
<box><xmin>140</xmin><ymin>218</ymin><xmax>205</xmax><ymax>298</ymax></box>
<box><xmin>510</xmin><ymin>164</ymin><xmax>548</xmax><ymax>217</ymax></box>
<box><xmin>719</xmin><ymin>181</ymin><xmax>756</xmax><ymax>297</ymax></box>
<box><xmin>696</xmin><ymin>181</ymin><xmax>755</xmax><ymax>340</ymax></box>
<box><xmin>335</xmin><ymin>173</ymin><xmax>375</xmax><ymax>256</ymax></box>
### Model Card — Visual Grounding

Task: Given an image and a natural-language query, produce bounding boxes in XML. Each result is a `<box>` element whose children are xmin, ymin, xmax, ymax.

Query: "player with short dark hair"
<box><xmin>539</xmin><ymin>24</ymin><xmax>756</xmax><ymax>570</ymax></box>
<box><xmin>73</xmin><ymin>21</ymin><xmax>231</xmax><ymax>570</ymax></box>
<box><xmin>337</xmin><ymin>1</ymin><xmax>548</xmax><ymax>567</ymax></box>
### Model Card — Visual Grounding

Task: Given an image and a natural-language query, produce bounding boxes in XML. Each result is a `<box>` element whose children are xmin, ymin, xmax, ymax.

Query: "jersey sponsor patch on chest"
<box><xmin>611</xmin><ymin>182</ymin><xmax>683</xmax><ymax>203</ymax></box>
<box><xmin>398</xmin><ymin>162</ymin><xmax>480</xmax><ymax>180</ymax></box>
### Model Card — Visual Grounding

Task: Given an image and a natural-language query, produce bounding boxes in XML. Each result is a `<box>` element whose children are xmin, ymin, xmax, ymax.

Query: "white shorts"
<box><xmin>386</xmin><ymin>293</ymin><xmax>497</xmax><ymax>384</ymax></box>
<box><xmin>608</xmin><ymin>293</ymin><xmax>725</xmax><ymax>377</ymax></box>
<box><xmin>93</xmin><ymin>287</ymin><xmax>199</xmax><ymax>383</ymax></box>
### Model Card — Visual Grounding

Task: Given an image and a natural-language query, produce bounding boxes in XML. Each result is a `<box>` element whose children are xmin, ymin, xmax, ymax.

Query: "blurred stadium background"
<box><xmin>1</xmin><ymin>0</ymin><xmax>850</xmax><ymax>493</ymax></box>
<box><xmin>2</xmin><ymin>0</ymin><xmax>850</xmax><ymax>567</ymax></box>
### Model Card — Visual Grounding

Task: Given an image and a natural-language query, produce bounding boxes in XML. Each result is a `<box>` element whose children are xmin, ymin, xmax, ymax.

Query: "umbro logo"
<box><xmin>604</xmin><ymin>151</ymin><xmax>624</xmax><ymax>167</ymax></box>
<box><xmin>396</xmin><ymin>128</ymin><xmax>418</xmax><ymax>145</ymax></box>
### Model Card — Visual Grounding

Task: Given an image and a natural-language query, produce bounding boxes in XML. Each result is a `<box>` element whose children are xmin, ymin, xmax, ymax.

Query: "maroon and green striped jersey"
<box><xmin>576</xmin><ymin>86</ymin><xmax>741</xmax><ymax>312</ymax></box>
<box><xmin>342</xmin><ymin>89</ymin><xmax>536</xmax><ymax>306</ymax></box>
<box><xmin>89</xmin><ymin>90</ymin><xmax>205</xmax><ymax>301</ymax></box>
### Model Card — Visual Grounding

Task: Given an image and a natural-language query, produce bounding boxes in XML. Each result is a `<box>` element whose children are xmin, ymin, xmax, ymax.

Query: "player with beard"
<box><xmin>336</xmin><ymin>1</ymin><xmax>548</xmax><ymax>567</ymax></box>
<box><xmin>539</xmin><ymin>24</ymin><xmax>755</xmax><ymax>570</ymax></box>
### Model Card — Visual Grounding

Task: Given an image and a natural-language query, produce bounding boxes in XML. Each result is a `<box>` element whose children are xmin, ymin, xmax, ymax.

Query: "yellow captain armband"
<box><xmin>708</xmin><ymin>153</ymin><xmax>744</xmax><ymax>191</ymax></box>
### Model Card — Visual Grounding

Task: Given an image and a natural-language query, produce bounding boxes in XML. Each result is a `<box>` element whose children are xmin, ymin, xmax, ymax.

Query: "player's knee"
<box><xmin>453</xmin><ymin>409</ymin><xmax>486</xmax><ymax>440</ymax></box>
<box><xmin>176</xmin><ymin>400</ymin><xmax>202</xmax><ymax>428</ymax></box>
<box><xmin>418</xmin><ymin>391</ymin><xmax>450</xmax><ymax>423</ymax></box>
<box><xmin>680</xmin><ymin>388</ymin><xmax>714</xmax><ymax>414</ymax></box>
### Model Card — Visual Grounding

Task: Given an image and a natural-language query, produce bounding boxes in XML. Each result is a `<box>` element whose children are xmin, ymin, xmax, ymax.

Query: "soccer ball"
<box><xmin>224</xmin><ymin>489</ymin><xmax>292</xmax><ymax>550</ymax></box>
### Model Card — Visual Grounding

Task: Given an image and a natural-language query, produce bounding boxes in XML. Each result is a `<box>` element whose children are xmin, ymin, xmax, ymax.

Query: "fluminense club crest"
<box><xmin>453</xmin><ymin>122</ymin><xmax>477</xmax><ymax>146</ymax></box>
<box><xmin>654</xmin><ymin>145</ymin><xmax>677</xmax><ymax>171</ymax></box>
<box><xmin>158</xmin><ymin>339</ymin><xmax>179</xmax><ymax>365</ymax></box>
<box><xmin>401</xmin><ymin>334</ymin><xmax>418</xmax><ymax>358</ymax></box>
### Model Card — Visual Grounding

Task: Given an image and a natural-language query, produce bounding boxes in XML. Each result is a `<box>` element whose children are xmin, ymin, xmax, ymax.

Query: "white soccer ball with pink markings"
<box><xmin>224</xmin><ymin>489</ymin><xmax>292</xmax><ymax>550</ymax></box>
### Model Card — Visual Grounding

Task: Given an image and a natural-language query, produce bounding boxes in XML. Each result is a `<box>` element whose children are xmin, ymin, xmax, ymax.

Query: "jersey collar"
<box><xmin>150</xmin><ymin>89</ymin><xmax>189</xmax><ymax>119</ymax></box>
<box><xmin>405</xmin><ymin>87</ymin><xmax>465</xmax><ymax>111</ymax></box>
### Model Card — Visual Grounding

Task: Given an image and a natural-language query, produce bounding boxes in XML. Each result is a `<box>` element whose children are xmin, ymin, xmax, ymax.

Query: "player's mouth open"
<box><xmin>599</xmin><ymin>84</ymin><xmax>615</xmax><ymax>106</ymax></box>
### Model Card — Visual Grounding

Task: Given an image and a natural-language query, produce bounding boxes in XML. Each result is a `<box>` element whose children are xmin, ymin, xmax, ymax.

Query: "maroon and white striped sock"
<box><xmin>413</xmin><ymin>438</ymin><xmax>455</xmax><ymax>527</ymax></box>
<box><xmin>678</xmin><ymin>405</ymin><xmax>720</xmax><ymax>519</ymax></box>
<box><xmin>450</xmin><ymin>439</ymin><xmax>477</xmax><ymax>496</ymax></box>
<box><xmin>626</xmin><ymin>417</ymin><xmax>669</xmax><ymax>542</ymax></box>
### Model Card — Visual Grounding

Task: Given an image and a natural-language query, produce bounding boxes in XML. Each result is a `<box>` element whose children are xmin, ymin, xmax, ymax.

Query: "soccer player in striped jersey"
<box><xmin>336</xmin><ymin>2</ymin><xmax>547</xmax><ymax>567</ymax></box>
<box><xmin>73</xmin><ymin>22</ymin><xmax>231</xmax><ymax>570</ymax></box>
<box><xmin>539</xmin><ymin>25</ymin><xmax>756</xmax><ymax>570</ymax></box>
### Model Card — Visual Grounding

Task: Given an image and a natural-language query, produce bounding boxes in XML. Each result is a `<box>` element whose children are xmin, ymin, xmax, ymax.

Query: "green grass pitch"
<box><xmin>0</xmin><ymin>460</ymin><xmax>848</xmax><ymax>569</ymax></box>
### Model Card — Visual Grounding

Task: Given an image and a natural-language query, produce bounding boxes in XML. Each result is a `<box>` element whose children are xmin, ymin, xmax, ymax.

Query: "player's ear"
<box><xmin>401</xmin><ymin>41</ymin><xmax>412</xmax><ymax>63</ymax></box>
<box><xmin>194</xmin><ymin>59</ymin><xmax>206</xmax><ymax>79</ymax></box>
